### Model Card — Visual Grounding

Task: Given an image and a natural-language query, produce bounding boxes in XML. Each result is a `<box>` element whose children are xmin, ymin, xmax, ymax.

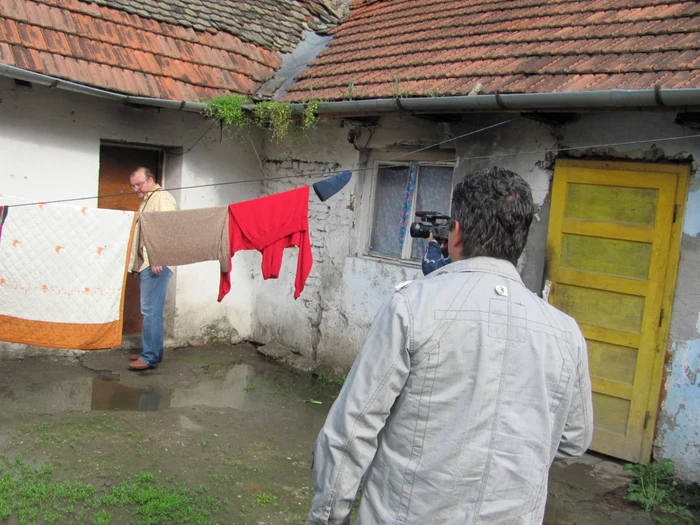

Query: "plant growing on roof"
<box><xmin>392</xmin><ymin>74</ymin><xmax>408</xmax><ymax>99</ymax></box>
<box><xmin>341</xmin><ymin>81</ymin><xmax>355</xmax><ymax>100</ymax></box>
<box><xmin>253</xmin><ymin>101</ymin><xmax>293</xmax><ymax>143</ymax></box>
<box><xmin>204</xmin><ymin>95</ymin><xmax>322</xmax><ymax>143</ymax></box>
<box><xmin>203</xmin><ymin>95</ymin><xmax>252</xmax><ymax>128</ymax></box>
<box><xmin>302</xmin><ymin>99</ymin><xmax>321</xmax><ymax>131</ymax></box>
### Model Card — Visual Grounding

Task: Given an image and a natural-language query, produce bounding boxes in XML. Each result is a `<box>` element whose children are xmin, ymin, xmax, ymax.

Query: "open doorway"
<box><xmin>98</xmin><ymin>144</ymin><xmax>163</xmax><ymax>335</ymax></box>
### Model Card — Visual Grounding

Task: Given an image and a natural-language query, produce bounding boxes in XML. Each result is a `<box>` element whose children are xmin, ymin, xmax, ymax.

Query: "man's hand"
<box><xmin>152</xmin><ymin>266</ymin><xmax>163</xmax><ymax>275</ymax></box>
<box><xmin>427</xmin><ymin>232</ymin><xmax>437</xmax><ymax>243</ymax></box>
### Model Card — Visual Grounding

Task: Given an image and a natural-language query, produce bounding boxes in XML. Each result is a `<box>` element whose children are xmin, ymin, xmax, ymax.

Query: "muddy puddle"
<box><xmin>0</xmin><ymin>344</ymin><xmax>665</xmax><ymax>525</ymax></box>
<box><xmin>92</xmin><ymin>362</ymin><xmax>255</xmax><ymax>412</ymax></box>
<box><xmin>6</xmin><ymin>362</ymin><xmax>259</xmax><ymax>414</ymax></box>
<box><xmin>0</xmin><ymin>344</ymin><xmax>337</xmax><ymax>524</ymax></box>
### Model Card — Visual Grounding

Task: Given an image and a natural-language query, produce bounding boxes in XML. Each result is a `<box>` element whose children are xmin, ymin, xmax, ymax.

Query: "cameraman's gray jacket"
<box><xmin>309</xmin><ymin>257</ymin><xmax>593</xmax><ymax>525</ymax></box>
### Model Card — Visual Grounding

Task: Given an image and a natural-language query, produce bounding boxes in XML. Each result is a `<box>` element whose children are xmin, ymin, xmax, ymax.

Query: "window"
<box><xmin>368</xmin><ymin>162</ymin><xmax>454</xmax><ymax>261</ymax></box>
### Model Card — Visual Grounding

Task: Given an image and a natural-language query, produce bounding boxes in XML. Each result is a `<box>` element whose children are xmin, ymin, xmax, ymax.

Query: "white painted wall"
<box><xmin>258</xmin><ymin>111</ymin><xmax>699</xmax><ymax>481</ymax></box>
<box><xmin>0</xmin><ymin>78</ymin><xmax>263</xmax><ymax>348</ymax></box>
<box><xmin>2</xmin><ymin>77</ymin><xmax>697</xmax><ymax>480</ymax></box>
<box><xmin>254</xmin><ymin>114</ymin><xmax>557</xmax><ymax>367</ymax></box>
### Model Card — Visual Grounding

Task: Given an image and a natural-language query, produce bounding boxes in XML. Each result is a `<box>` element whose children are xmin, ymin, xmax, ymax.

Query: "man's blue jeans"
<box><xmin>138</xmin><ymin>266</ymin><xmax>172</xmax><ymax>366</ymax></box>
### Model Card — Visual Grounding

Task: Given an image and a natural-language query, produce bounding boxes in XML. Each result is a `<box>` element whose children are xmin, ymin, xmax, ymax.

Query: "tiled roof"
<box><xmin>0</xmin><ymin>0</ymin><xmax>344</xmax><ymax>101</ymax></box>
<box><xmin>284</xmin><ymin>0</ymin><xmax>700</xmax><ymax>102</ymax></box>
<box><xmin>81</xmin><ymin>0</ymin><xmax>346</xmax><ymax>53</ymax></box>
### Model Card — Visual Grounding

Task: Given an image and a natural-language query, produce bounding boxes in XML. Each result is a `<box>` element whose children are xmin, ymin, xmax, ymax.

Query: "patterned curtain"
<box><xmin>411</xmin><ymin>166</ymin><xmax>454</xmax><ymax>259</ymax></box>
<box><xmin>370</xmin><ymin>164</ymin><xmax>454</xmax><ymax>259</ymax></box>
<box><xmin>370</xmin><ymin>165</ymin><xmax>409</xmax><ymax>256</ymax></box>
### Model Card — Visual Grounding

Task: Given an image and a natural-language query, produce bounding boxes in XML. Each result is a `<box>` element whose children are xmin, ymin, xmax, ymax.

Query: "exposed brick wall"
<box><xmin>255</xmin><ymin>158</ymin><xmax>344</xmax><ymax>358</ymax></box>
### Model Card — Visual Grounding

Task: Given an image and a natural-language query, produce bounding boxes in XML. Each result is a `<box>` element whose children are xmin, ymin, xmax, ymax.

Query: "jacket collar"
<box><xmin>429</xmin><ymin>256</ymin><xmax>523</xmax><ymax>283</ymax></box>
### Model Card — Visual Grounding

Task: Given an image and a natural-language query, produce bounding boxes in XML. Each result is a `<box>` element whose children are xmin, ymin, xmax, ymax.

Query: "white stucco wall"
<box><xmin>2</xmin><ymin>77</ymin><xmax>697</xmax><ymax>479</ymax></box>
<box><xmin>257</xmin><ymin>111</ymin><xmax>698</xmax><ymax>480</ymax></box>
<box><xmin>0</xmin><ymin>78</ymin><xmax>262</xmax><ymax>348</ymax></box>
<box><xmin>254</xmin><ymin>114</ymin><xmax>557</xmax><ymax>367</ymax></box>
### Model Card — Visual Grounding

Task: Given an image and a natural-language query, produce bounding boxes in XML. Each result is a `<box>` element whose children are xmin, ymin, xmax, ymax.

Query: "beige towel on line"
<box><xmin>138</xmin><ymin>206</ymin><xmax>229</xmax><ymax>272</ymax></box>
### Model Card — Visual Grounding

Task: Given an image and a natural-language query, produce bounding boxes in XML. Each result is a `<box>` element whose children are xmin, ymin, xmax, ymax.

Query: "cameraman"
<box><xmin>309</xmin><ymin>167</ymin><xmax>592</xmax><ymax>525</ymax></box>
<box><xmin>421</xmin><ymin>232</ymin><xmax>451</xmax><ymax>275</ymax></box>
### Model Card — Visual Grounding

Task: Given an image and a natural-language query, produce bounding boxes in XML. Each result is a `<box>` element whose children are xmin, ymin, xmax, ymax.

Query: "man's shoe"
<box><xmin>128</xmin><ymin>359</ymin><xmax>153</xmax><ymax>370</ymax></box>
<box><xmin>128</xmin><ymin>354</ymin><xmax>141</xmax><ymax>361</ymax></box>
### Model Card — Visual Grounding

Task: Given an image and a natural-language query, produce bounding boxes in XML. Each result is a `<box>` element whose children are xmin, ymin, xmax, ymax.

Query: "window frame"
<box><xmin>364</xmin><ymin>159</ymin><xmax>455</xmax><ymax>264</ymax></box>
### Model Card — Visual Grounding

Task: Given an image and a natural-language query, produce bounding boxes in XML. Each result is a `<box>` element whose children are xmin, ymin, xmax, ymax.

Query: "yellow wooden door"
<box><xmin>545</xmin><ymin>159</ymin><xmax>688</xmax><ymax>463</ymax></box>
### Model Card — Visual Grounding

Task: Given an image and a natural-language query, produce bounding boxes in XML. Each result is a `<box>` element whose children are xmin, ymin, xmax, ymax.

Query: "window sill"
<box><xmin>359</xmin><ymin>252</ymin><xmax>422</xmax><ymax>270</ymax></box>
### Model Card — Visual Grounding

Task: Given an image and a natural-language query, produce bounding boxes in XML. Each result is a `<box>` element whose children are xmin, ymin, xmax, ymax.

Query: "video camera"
<box><xmin>409</xmin><ymin>211</ymin><xmax>451</xmax><ymax>244</ymax></box>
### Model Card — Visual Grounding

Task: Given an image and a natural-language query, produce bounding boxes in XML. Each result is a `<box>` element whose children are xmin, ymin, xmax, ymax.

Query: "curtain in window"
<box><xmin>370</xmin><ymin>166</ymin><xmax>409</xmax><ymax>256</ymax></box>
<box><xmin>398</xmin><ymin>162</ymin><xmax>418</xmax><ymax>252</ymax></box>
<box><xmin>370</xmin><ymin>164</ymin><xmax>454</xmax><ymax>259</ymax></box>
<box><xmin>411</xmin><ymin>166</ymin><xmax>454</xmax><ymax>259</ymax></box>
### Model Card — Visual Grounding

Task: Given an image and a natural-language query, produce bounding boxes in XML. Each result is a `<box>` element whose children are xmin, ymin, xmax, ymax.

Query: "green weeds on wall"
<box><xmin>204</xmin><ymin>95</ymin><xmax>321</xmax><ymax>143</ymax></box>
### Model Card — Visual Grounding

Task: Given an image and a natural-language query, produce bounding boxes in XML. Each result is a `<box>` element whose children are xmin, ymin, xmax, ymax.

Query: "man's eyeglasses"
<box><xmin>130</xmin><ymin>179</ymin><xmax>148</xmax><ymax>190</ymax></box>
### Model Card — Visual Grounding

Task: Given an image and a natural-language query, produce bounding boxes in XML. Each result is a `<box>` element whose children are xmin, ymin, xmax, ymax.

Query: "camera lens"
<box><xmin>409</xmin><ymin>222</ymin><xmax>431</xmax><ymax>239</ymax></box>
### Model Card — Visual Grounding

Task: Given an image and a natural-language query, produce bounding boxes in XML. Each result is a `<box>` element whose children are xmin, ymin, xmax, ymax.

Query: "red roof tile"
<box><xmin>0</xmin><ymin>0</ymin><xmax>338</xmax><ymax>101</ymax></box>
<box><xmin>0</xmin><ymin>40</ymin><xmax>13</xmax><ymax>64</ymax></box>
<box><xmin>285</xmin><ymin>0</ymin><xmax>700</xmax><ymax>101</ymax></box>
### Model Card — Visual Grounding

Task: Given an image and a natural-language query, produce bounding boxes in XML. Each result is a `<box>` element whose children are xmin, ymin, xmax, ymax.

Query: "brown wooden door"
<box><xmin>98</xmin><ymin>145</ymin><xmax>161</xmax><ymax>335</ymax></box>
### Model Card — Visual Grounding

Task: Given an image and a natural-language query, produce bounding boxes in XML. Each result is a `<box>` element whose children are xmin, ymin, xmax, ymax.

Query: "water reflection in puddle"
<box><xmin>91</xmin><ymin>378</ymin><xmax>167</xmax><ymax>412</ymax></box>
<box><xmin>91</xmin><ymin>363</ymin><xmax>254</xmax><ymax>412</ymax></box>
<box><xmin>1</xmin><ymin>363</ymin><xmax>258</xmax><ymax>415</ymax></box>
<box><xmin>92</xmin><ymin>363</ymin><xmax>254</xmax><ymax>412</ymax></box>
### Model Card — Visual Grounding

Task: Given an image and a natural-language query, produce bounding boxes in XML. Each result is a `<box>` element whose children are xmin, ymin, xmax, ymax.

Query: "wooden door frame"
<box><xmin>642</xmin><ymin>163</ymin><xmax>689</xmax><ymax>463</ymax></box>
<box><xmin>553</xmin><ymin>158</ymin><xmax>690</xmax><ymax>463</ymax></box>
<box><xmin>97</xmin><ymin>142</ymin><xmax>167</xmax><ymax>336</ymax></box>
<box><xmin>100</xmin><ymin>141</ymin><xmax>166</xmax><ymax>185</ymax></box>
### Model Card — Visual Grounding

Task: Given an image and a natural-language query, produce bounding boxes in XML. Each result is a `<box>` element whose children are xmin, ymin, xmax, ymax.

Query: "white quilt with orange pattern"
<box><xmin>0</xmin><ymin>195</ymin><xmax>136</xmax><ymax>350</ymax></box>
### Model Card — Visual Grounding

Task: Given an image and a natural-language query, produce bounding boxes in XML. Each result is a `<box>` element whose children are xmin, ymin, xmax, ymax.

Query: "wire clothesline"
<box><xmin>4</xmin><ymin>117</ymin><xmax>699</xmax><ymax>208</ymax></box>
<box><xmin>3</xmin><ymin>118</ymin><xmax>515</xmax><ymax>208</ymax></box>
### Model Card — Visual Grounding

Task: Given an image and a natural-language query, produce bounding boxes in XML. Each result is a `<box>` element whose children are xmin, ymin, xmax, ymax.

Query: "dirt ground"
<box><xmin>0</xmin><ymin>344</ymin><xmax>667</xmax><ymax>524</ymax></box>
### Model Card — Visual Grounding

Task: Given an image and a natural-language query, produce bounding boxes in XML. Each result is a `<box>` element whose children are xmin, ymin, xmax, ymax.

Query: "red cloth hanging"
<box><xmin>218</xmin><ymin>186</ymin><xmax>313</xmax><ymax>302</ymax></box>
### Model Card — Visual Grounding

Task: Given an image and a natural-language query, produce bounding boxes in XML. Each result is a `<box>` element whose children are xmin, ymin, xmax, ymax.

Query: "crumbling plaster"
<box><xmin>1</xmin><ymin>77</ymin><xmax>698</xmax><ymax>480</ymax></box>
<box><xmin>258</xmin><ymin>111</ymin><xmax>699</xmax><ymax>481</ymax></box>
<box><xmin>656</xmin><ymin>175</ymin><xmax>700</xmax><ymax>483</ymax></box>
<box><xmin>253</xmin><ymin>114</ymin><xmax>557</xmax><ymax>366</ymax></box>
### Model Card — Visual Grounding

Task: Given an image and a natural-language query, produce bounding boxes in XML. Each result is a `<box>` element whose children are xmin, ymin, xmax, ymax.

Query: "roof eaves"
<box><xmin>287</xmin><ymin>88</ymin><xmax>700</xmax><ymax>117</ymax></box>
<box><xmin>0</xmin><ymin>62</ymin><xmax>207</xmax><ymax>112</ymax></box>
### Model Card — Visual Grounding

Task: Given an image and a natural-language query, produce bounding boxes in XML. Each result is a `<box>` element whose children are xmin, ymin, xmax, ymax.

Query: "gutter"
<box><xmin>290</xmin><ymin>87</ymin><xmax>700</xmax><ymax>117</ymax></box>
<box><xmin>0</xmin><ymin>63</ymin><xmax>208</xmax><ymax>113</ymax></box>
<box><xmin>3</xmin><ymin>62</ymin><xmax>699</xmax><ymax>118</ymax></box>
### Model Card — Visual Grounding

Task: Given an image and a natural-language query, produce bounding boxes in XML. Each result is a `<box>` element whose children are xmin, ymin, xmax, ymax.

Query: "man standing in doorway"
<box><xmin>309</xmin><ymin>167</ymin><xmax>593</xmax><ymax>524</ymax></box>
<box><xmin>127</xmin><ymin>167</ymin><xmax>177</xmax><ymax>371</ymax></box>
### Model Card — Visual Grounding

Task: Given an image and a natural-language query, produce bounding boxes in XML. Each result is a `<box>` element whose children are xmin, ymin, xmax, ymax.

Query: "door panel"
<box><xmin>98</xmin><ymin>145</ymin><xmax>160</xmax><ymax>336</ymax></box>
<box><xmin>545</xmin><ymin>159</ymin><xmax>686</xmax><ymax>463</ymax></box>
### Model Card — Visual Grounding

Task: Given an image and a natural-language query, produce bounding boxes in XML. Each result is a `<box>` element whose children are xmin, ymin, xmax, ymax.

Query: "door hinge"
<box><xmin>643</xmin><ymin>411</ymin><xmax>651</xmax><ymax>430</ymax></box>
<box><xmin>673</xmin><ymin>204</ymin><xmax>679</xmax><ymax>223</ymax></box>
<box><xmin>659</xmin><ymin>308</ymin><xmax>665</xmax><ymax>327</ymax></box>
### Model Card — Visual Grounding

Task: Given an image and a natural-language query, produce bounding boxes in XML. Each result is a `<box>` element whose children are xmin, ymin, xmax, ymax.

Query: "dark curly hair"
<box><xmin>450</xmin><ymin>167</ymin><xmax>534</xmax><ymax>265</ymax></box>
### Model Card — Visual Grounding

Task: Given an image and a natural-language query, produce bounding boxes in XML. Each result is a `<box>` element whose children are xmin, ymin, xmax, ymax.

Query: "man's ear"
<box><xmin>449</xmin><ymin>220</ymin><xmax>463</xmax><ymax>254</ymax></box>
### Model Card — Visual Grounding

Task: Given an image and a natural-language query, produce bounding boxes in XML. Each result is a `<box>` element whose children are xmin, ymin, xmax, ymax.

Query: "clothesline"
<box><xmin>5</xmin><ymin>121</ymin><xmax>699</xmax><ymax>209</ymax></box>
<box><xmin>0</xmin><ymin>186</ymin><xmax>316</xmax><ymax>349</ymax></box>
<box><xmin>4</xmin><ymin>118</ymin><xmax>514</xmax><ymax>208</ymax></box>
<box><xmin>2</xmin><ymin>124</ymin><xmax>698</xmax><ymax>350</ymax></box>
